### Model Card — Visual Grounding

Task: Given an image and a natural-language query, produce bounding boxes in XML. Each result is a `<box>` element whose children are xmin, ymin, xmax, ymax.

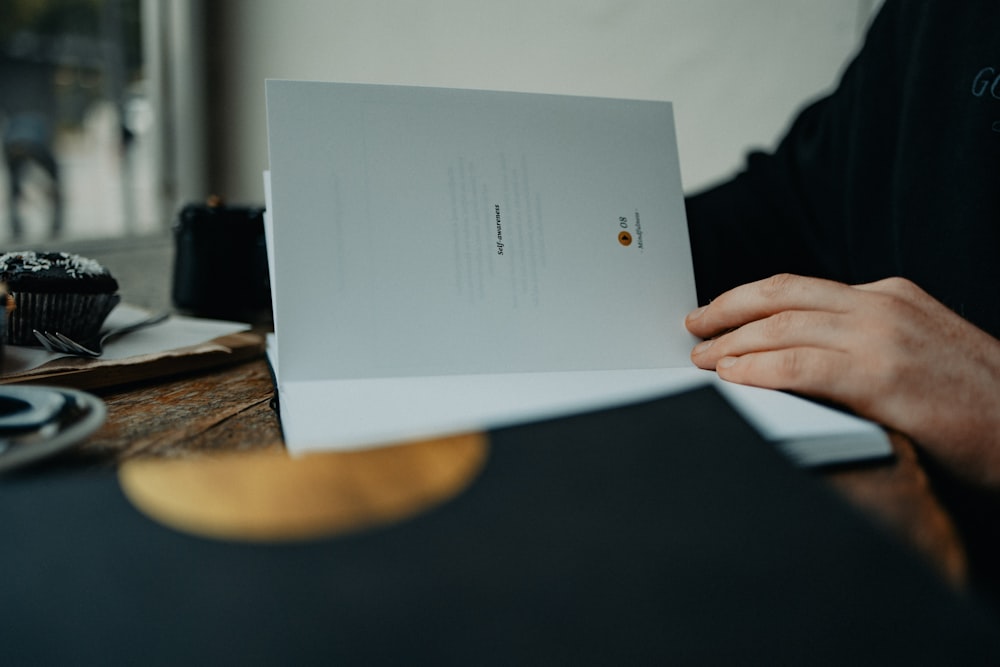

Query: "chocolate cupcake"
<box><xmin>0</xmin><ymin>251</ymin><xmax>120</xmax><ymax>346</ymax></box>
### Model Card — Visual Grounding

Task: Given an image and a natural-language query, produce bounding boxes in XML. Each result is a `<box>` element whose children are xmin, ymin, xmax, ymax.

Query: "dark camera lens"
<box><xmin>172</xmin><ymin>203</ymin><xmax>271</xmax><ymax>322</ymax></box>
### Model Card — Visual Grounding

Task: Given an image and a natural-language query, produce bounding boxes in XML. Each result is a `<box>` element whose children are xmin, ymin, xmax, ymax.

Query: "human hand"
<box><xmin>686</xmin><ymin>274</ymin><xmax>1000</xmax><ymax>489</ymax></box>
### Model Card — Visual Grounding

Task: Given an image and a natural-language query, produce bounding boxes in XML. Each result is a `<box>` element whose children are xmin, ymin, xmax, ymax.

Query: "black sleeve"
<box><xmin>685</xmin><ymin>124</ymin><xmax>830</xmax><ymax>305</ymax></box>
<box><xmin>684</xmin><ymin>1</ymin><xmax>909</xmax><ymax>305</ymax></box>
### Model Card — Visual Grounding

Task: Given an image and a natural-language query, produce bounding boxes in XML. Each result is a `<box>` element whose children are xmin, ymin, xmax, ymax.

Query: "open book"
<box><xmin>264</xmin><ymin>80</ymin><xmax>890</xmax><ymax>466</ymax></box>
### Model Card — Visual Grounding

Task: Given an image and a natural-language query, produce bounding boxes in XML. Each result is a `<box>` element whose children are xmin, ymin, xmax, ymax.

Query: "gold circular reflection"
<box><xmin>118</xmin><ymin>433</ymin><xmax>489</xmax><ymax>542</ymax></box>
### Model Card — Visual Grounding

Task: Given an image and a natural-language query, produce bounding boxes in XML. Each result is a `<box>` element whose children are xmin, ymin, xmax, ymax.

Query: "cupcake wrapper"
<box><xmin>6</xmin><ymin>292</ymin><xmax>121</xmax><ymax>347</ymax></box>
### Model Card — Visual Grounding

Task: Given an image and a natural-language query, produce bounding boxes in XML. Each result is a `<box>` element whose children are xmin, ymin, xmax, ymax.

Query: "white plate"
<box><xmin>0</xmin><ymin>386</ymin><xmax>106</xmax><ymax>473</ymax></box>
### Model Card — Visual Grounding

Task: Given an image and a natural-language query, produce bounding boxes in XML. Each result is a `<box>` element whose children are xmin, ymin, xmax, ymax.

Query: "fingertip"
<box><xmin>685</xmin><ymin>306</ymin><xmax>711</xmax><ymax>336</ymax></box>
<box><xmin>715</xmin><ymin>353</ymin><xmax>754</xmax><ymax>384</ymax></box>
<box><xmin>687</xmin><ymin>305</ymin><xmax>707</xmax><ymax>321</ymax></box>
<box><xmin>714</xmin><ymin>355</ymin><xmax>745</xmax><ymax>382</ymax></box>
<box><xmin>692</xmin><ymin>339</ymin><xmax>713</xmax><ymax>356</ymax></box>
<box><xmin>690</xmin><ymin>354</ymin><xmax>715</xmax><ymax>370</ymax></box>
<box><xmin>717</xmin><ymin>356</ymin><xmax>739</xmax><ymax>369</ymax></box>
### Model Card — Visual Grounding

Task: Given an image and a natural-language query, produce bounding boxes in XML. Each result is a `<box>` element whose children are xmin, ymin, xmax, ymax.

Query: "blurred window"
<box><xmin>0</xmin><ymin>0</ymin><xmax>160</xmax><ymax>245</ymax></box>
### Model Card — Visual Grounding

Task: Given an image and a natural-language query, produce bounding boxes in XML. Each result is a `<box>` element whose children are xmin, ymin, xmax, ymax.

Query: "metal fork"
<box><xmin>33</xmin><ymin>311</ymin><xmax>171</xmax><ymax>357</ymax></box>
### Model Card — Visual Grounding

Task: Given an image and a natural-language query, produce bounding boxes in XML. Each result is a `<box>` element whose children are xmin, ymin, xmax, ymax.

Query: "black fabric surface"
<box><xmin>2</xmin><ymin>386</ymin><xmax>999</xmax><ymax>665</ymax></box>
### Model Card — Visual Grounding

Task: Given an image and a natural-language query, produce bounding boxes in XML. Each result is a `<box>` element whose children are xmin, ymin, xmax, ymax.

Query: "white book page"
<box><xmin>269</xmin><ymin>362</ymin><xmax>889</xmax><ymax>465</ymax></box>
<box><xmin>275</xmin><ymin>367</ymin><xmax>712</xmax><ymax>451</ymax></box>
<box><xmin>265</xmin><ymin>81</ymin><xmax>697</xmax><ymax>382</ymax></box>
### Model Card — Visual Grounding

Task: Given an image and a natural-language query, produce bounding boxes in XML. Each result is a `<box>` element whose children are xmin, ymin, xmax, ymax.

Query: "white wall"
<box><xmin>209</xmin><ymin>0</ymin><xmax>880</xmax><ymax>202</ymax></box>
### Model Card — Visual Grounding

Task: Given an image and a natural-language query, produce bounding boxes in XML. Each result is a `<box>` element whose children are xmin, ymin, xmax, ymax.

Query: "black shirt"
<box><xmin>685</xmin><ymin>0</ymin><xmax>1000</xmax><ymax>338</ymax></box>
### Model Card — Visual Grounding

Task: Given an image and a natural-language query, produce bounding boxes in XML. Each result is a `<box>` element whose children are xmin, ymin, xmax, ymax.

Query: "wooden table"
<box><xmin>51</xmin><ymin>353</ymin><xmax>968</xmax><ymax>593</ymax></box>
